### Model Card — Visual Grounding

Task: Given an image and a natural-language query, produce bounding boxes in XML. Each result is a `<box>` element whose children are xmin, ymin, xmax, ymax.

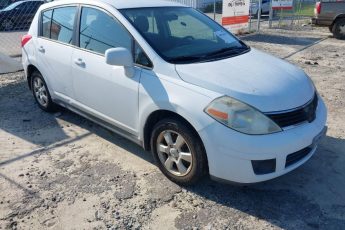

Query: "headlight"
<box><xmin>204</xmin><ymin>96</ymin><xmax>282</xmax><ymax>135</ymax></box>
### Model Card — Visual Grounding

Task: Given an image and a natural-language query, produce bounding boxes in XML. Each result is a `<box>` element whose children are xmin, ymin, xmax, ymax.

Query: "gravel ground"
<box><xmin>0</xmin><ymin>27</ymin><xmax>345</xmax><ymax>230</ymax></box>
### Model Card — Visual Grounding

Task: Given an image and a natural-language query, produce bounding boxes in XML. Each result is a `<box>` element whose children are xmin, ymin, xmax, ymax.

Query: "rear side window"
<box><xmin>79</xmin><ymin>7</ymin><xmax>132</xmax><ymax>55</ymax></box>
<box><xmin>41</xmin><ymin>6</ymin><xmax>77</xmax><ymax>44</ymax></box>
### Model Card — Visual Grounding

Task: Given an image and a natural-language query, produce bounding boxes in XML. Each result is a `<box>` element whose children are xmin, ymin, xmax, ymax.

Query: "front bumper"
<box><xmin>198</xmin><ymin>96</ymin><xmax>327</xmax><ymax>184</ymax></box>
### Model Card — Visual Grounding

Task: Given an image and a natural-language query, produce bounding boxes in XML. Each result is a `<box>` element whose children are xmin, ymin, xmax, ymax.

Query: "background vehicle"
<box><xmin>312</xmin><ymin>0</ymin><xmax>345</xmax><ymax>39</ymax></box>
<box><xmin>0</xmin><ymin>0</ymin><xmax>44</xmax><ymax>31</ymax></box>
<box><xmin>250</xmin><ymin>0</ymin><xmax>270</xmax><ymax>17</ymax></box>
<box><xmin>0</xmin><ymin>0</ymin><xmax>19</xmax><ymax>10</ymax></box>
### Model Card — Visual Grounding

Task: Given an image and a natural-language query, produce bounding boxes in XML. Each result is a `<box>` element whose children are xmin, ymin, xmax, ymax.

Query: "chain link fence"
<box><xmin>0</xmin><ymin>0</ymin><xmax>317</xmax><ymax>59</ymax></box>
<box><xmin>266</xmin><ymin>0</ymin><xmax>316</xmax><ymax>29</ymax></box>
<box><xmin>169</xmin><ymin>0</ymin><xmax>317</xmax><ymax>31</ymax></box>
<box><xmin>0</xmin><ymin>0</ymin><xmax>48</xmax><ymax>57</ymax></box>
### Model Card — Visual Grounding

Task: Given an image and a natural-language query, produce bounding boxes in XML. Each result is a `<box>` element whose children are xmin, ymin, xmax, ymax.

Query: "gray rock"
<box><xmin>95</xmin><ymin>210</ymin><xmax>103</xmax><ymax>221</ymax></box>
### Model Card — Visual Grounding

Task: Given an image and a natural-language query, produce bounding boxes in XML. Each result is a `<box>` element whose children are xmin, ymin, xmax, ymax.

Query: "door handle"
<box><xmin>38</xmin><ymin>46</ymin><xmax>45</xmax><ymax>53</ymax></box>
<box><xmin>74</xmin><ymin>58</ymin><xmax>85</xmax><ymax>66</ymax></box>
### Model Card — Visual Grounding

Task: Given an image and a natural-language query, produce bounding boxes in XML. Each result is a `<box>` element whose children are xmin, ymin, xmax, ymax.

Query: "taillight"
<box><xmin>21</xmin><ymin>34</ymin><xmax>32</xmax><ymax>47</ymax></box>
<box><xmin>315</xmin><ymin>2</ymin><xmax>321</xmax><ymax>15</ymax></box>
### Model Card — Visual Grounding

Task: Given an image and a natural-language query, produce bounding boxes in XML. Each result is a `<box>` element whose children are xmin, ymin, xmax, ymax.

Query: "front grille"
<box><xmin>285</xmin><ymin>146</ymin><xmax>312</xmax><ymax>168</ymax></box>
<box><xmin>266</xmin><ymin>94</ymin><xmax>318</xmax><ymax>128</ymax></box>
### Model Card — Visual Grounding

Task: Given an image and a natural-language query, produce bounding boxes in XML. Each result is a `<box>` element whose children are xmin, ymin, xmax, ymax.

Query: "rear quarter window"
<box><xmin>42</xmin><ymin>9</ymin><xmax>53</xmax><ymax>38</ymax></box>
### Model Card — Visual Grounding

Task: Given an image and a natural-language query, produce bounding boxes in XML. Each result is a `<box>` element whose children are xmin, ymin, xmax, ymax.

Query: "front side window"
<box><xmin>79</xmin><ymin>7</ymin><xmax>132</xmax><ymax>55</ymax></box>
<box><xmin>120</xmin><ymin>7</ymin><xmax>249</xmax><ymax>64</ymax></box>
<box><xmin>41</xmin><ymin>6</ymin><xmax>77</xmax><ymax>44</ymax></box>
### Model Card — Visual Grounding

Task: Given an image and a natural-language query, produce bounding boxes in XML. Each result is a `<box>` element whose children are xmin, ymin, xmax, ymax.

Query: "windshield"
<box><xmin>120</xmin><ymin>7</ymin><xmax>249</xmax><ymax>64</ymax></box>
<box><xmin>1</xmin><ymin>1</ymin><xmax>23</xmax><ymax>11</ymax></box>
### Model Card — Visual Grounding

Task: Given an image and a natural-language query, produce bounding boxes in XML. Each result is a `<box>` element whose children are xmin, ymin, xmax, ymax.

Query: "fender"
<box><xmin>332</xmin><ymin>13</ymin><xmax>345</xmax><ymax>26</ymax></box>
<box><xmin>138</xmin><ymin>71</ymin><xmax>218</xmax><ymax>142</ymax></box>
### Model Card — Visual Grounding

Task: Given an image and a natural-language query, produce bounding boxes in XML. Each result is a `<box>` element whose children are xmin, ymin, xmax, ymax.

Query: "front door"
<box><xmin>71</xmin><ymin>6</ymin><xmax>141</xmax><ymax>135</ymax></box>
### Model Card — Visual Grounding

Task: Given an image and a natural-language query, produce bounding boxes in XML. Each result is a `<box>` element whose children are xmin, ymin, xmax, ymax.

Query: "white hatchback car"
<box><xmin>22</xmin><ymin>0</ymin><xmax>327</xmax><ymax>185</ymax></box>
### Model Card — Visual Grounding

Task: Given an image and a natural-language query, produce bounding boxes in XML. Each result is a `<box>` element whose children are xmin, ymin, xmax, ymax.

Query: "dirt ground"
<box><xmin>0</xmin><ymin>27</ymin><xmax>345</xmax><ymax>230</ymax></box>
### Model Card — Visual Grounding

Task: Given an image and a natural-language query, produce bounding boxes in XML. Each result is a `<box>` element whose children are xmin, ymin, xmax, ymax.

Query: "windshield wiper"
<box><xmin>166</xmin><ymin>55</ymin><xmax>205</xmax><ymax>63</ymax></box>
<box><xmin>205</xmin><ymin>46</ymin><xmax>249</xmax><ymax>58</ymax></box>
<box><xmin>167</xmin><ymin>45</ymin><xmax>250</xmax><ymax>64</ymax></box>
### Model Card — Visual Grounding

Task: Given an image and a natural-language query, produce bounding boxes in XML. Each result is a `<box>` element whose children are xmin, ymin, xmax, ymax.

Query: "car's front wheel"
<box><xmin>150</xmin><ymin>118</ymin><xmax>208</xmax><ymax>185</ymax></box>
<box><xmin>31</xmin><ymin>71</ymin><xmax>57</xmax><ymax>112</ymax></box>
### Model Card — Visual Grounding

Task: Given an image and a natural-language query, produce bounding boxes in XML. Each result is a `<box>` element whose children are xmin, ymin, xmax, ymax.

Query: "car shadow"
<box><xmin>241</xmin><ymin>33</ymin><xmax>323</xmax><ymax>46</ymax></box>
<box><xmin>0</xmin><ymin>79</ymin><xmax>69</xmax><ymax>147</ymax></box>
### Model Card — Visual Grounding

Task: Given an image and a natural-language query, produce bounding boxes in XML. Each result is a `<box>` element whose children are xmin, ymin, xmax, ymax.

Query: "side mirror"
<box><xmin>105</xmin><ymin>47</ymin><xmax>133</xmax><ymax>66</ymax></box>
<box><xmin>105</xmin><ymin>47</ymin><xmax>135</xmax><ymax>77</ymax></box>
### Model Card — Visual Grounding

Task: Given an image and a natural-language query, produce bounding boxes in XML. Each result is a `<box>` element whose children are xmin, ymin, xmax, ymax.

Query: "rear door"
<box><xmin>35</xmin><ymin>6</ymin><xmax>77</xmax><ymax>100</ymax></box>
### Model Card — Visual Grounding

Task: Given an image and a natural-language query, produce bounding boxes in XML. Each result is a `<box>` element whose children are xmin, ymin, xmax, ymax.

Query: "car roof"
<box><xmin>48</xmin><ymin>0</ymin><xmax>187</xmax><ymax>9</ymax></box>
<box><xmin>104</xmin><ymin>0</ymin><xmax>186</xmax><ymax>9</ymax></box>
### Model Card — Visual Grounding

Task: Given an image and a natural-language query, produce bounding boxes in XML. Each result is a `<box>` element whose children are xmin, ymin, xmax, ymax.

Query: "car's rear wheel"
<box><xmin>31</xmin><ymin>71</ymin><xmax>57</xmax><ymax>112</ymax></box>
<box><xmin>332</xmin><ymin>18</ymin><xmax>345</xmax><ymax>40</ymax></box>
<box><xmin>150</xmin><ymin>118</ymin><xmax>208</xmax><ymax>185</ymax></box>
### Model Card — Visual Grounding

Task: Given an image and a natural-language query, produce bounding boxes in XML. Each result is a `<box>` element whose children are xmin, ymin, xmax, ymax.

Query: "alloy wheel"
<box><xmin>33</xmin><ymin>77</ymin><xmax>48</xmax><ymax>107</ymax></box>
<box><xmin>156</xmin><ymin>130</ymin><xmax>193</xmax><ymax>177</ymax></box>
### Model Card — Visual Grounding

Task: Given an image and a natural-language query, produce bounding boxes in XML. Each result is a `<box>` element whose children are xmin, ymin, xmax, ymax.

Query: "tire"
<box><xmin>332</xmin><ymin>18</ymin><xmax>345</xmax><ymax>40</ymax></box>
<box><xmin>31</xmin><ymin>71</ymin><xmax>57</xmax><ymax>112</ymax></box>
<box><xmin>150</xmin><ymin>118</ymin><xmax>208</xmax><ymax>185</ymax></box>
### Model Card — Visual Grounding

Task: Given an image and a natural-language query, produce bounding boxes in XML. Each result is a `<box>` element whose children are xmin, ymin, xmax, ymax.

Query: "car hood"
<box><xmin>175</xmin><ymin>48</ymin><xmax>315</xmax><ymax>112</ymax></box>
